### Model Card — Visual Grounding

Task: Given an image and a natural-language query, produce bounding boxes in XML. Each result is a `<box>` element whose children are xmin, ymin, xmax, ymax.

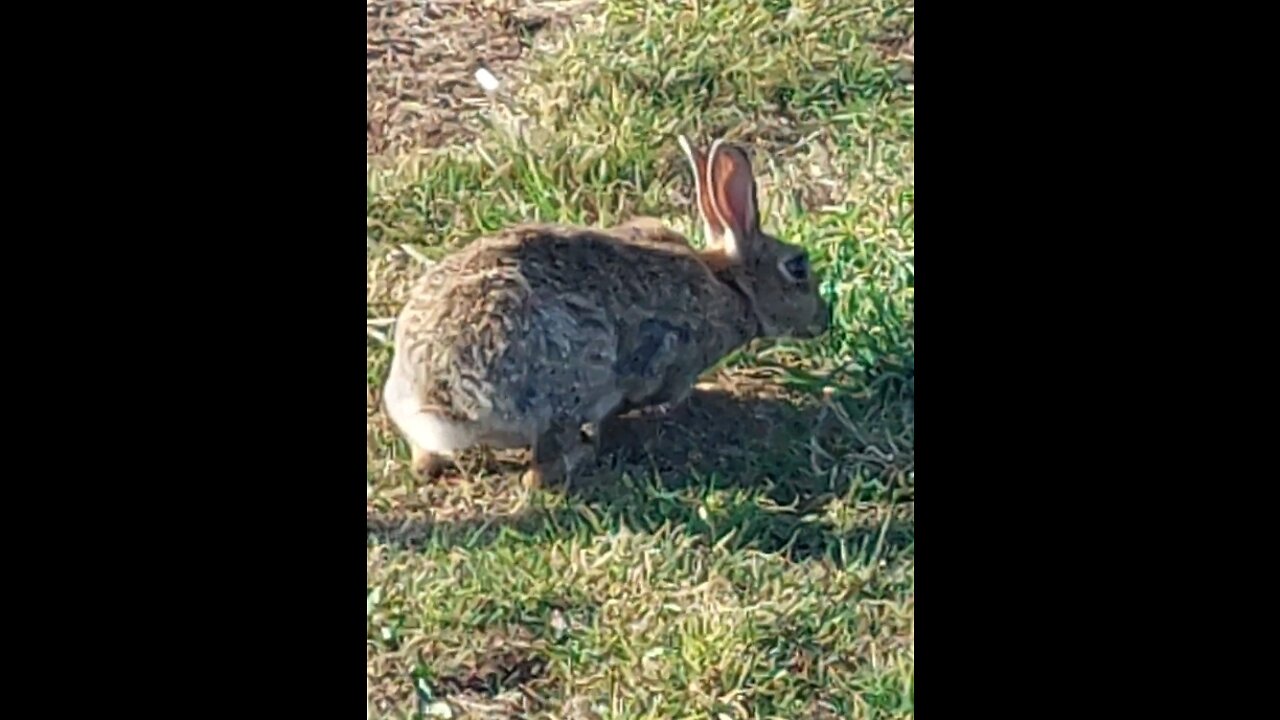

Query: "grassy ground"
<box><xmin>366</xmin><ymin>1</ymin><xmax>914</xmax><ymax>717</ymax></box>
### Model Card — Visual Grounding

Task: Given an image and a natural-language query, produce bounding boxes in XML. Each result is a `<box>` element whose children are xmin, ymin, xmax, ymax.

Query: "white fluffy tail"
<box><xmin>382</xmin><ymin>361</ymin><xmax>475</xmax><ymax>453</ymax></box>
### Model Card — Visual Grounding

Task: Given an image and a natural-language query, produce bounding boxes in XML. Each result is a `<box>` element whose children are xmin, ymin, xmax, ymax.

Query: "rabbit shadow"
<box><xmin>368</xmin><ymin>366</ymin><xmax>914</xmax><ymax>563</ymax></box>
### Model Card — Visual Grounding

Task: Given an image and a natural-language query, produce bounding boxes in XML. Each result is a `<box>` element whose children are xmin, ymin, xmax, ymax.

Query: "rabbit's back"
<box><xmin>394</xmin><ymin>224</ymin><xmax>743</xmax><ymax>435</ymax></box>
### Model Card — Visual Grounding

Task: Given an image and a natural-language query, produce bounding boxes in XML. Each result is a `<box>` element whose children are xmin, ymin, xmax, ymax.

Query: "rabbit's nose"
<box><xmin>819</xmin><ymin>303</ymin><xmax>832</xmax><ymax>332</ymax></box>
<box><xmin>808</xmin><ymin>309</ymin><xmax>830</xmax><ymax>337</ymax></box>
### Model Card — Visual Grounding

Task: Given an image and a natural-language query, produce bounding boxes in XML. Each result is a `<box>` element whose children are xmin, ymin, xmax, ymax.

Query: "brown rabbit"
<box><xmin>383</xmin><ymin>135</ymin><xmax>830</xmax><ymax>487</ymax></box>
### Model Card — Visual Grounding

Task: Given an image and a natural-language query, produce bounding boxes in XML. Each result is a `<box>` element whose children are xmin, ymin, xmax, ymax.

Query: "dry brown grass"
<box><xmin>367</xmin><ymin>0</ymin><xmax>598</xmax><ymax>157</ymax></box>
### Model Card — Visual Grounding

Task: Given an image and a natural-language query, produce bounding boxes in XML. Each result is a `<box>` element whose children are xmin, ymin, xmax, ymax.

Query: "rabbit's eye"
<box><xmin>783</xmin><ymin>254</ymin><xmax>809</xmax><ymax>282</ymax></box>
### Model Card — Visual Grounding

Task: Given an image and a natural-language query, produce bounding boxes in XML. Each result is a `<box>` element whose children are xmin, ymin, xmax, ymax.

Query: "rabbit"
<box><xmin>382</xmin><ymin>135</ymin><xmax>830</xmax><ymax>487</ymax></box>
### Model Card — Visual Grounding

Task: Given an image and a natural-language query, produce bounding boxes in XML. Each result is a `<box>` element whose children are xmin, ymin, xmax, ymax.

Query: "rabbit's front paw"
<box><xmin>635</xmin><ymin>389</ymin><xmax>692</xmax><ymax>418</ymax></box>
<box><xmin>640</xmin><ymin>401</ymin><xmax>679</xmax><ymax>416</ymax></box>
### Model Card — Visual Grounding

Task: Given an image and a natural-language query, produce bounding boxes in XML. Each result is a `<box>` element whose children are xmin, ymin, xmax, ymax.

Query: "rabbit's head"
<box><xmin>678</xmin><ymin>135</ymin><xmax>830</xmax><ymax>340</ymax></box>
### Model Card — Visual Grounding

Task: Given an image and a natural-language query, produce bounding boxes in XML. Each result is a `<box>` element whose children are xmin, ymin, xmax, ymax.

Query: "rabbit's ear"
<box><xmin>706</xmin><ymin>138</ymin><xmax>761</xmax><ymax>261</ymax></box>
<box><xmin>677</xmin><ymin>135</ymin><xmax>726</xmax><ymax>244</ymax></box>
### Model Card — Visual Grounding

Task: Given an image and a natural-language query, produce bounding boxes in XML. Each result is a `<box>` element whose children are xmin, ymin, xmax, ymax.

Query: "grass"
<box><xmin>367</xmin><ymin>0</ymin><xmax>913</xmax><ymax>717</ymax></box>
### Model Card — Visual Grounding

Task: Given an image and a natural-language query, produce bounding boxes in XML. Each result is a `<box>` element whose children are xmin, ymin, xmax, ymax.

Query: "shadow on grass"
<box><xmin>368</xmin><ymin>366</ymin><xmax>913</xmax><ymax>564</ymax></box>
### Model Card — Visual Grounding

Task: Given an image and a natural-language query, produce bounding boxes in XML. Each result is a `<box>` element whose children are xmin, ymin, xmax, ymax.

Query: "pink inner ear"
<box><xmin>709</xmin><ymin>144</ymin><xmax>759</xmax><ymax>243</ymax></box>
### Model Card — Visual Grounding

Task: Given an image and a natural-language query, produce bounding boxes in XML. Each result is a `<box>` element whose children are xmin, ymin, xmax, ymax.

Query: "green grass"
<box><xmin>367</xmin><ymin>0</ymin><xmax>913</xmax><ymax>717</ymax></box>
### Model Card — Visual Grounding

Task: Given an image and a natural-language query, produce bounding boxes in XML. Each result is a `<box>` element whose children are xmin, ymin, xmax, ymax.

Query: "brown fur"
<box><xmin>384</xmin><ymin>136</ymin><xmax>829</xmax><ymax>486</ymax></box>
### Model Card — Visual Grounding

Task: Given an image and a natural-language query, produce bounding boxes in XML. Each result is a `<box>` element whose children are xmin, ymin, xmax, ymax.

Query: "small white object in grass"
<box><xmin>549</xmin><ymin>608</ymin><xmax>568</xmax><ymax>638</ymax></box>
<box><xmin>423</xmin><ymin>701</ymin><xmax>453</xmax><ymax>719</ymax></box>
<box><xmin>475</xmin><ymin>67</ymin><xmax>500</xmax><ymax>93</ymax></box>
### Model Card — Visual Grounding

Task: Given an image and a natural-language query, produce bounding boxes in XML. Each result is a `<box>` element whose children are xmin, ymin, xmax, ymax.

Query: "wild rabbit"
<box><xmin>383</xmin><ymin>135</ymin><xmax>830</xmax><ymax>487</ymax></box>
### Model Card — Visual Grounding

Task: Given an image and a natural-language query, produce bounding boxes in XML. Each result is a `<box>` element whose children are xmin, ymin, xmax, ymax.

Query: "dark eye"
<box><xmin>783</xmin><ymin>254</ymin><xmax>809</xmax><ymax>281</ymax></box>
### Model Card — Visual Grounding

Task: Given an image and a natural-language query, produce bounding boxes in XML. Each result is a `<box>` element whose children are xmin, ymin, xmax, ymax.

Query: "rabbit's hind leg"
<box><xmin>384</xmin><ymin>384</ymin><xmax>476</xmax><ymax>479</ymax></box>
<box><xmin>390</xmin><ymin>405</ymin><xmax>473</xmax><ymax>478</ymax></box>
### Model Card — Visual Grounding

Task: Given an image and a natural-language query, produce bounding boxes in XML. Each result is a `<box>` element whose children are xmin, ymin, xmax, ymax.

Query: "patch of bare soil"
<box><xmin>368</xmin><ymin>625</ymin><xmax>554</xmax><ymax>718</ymax></box>
<box><xmin>367</xmin><ymin>0</ymin><xmax>594</xmax><ymax>157</ymax></box>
